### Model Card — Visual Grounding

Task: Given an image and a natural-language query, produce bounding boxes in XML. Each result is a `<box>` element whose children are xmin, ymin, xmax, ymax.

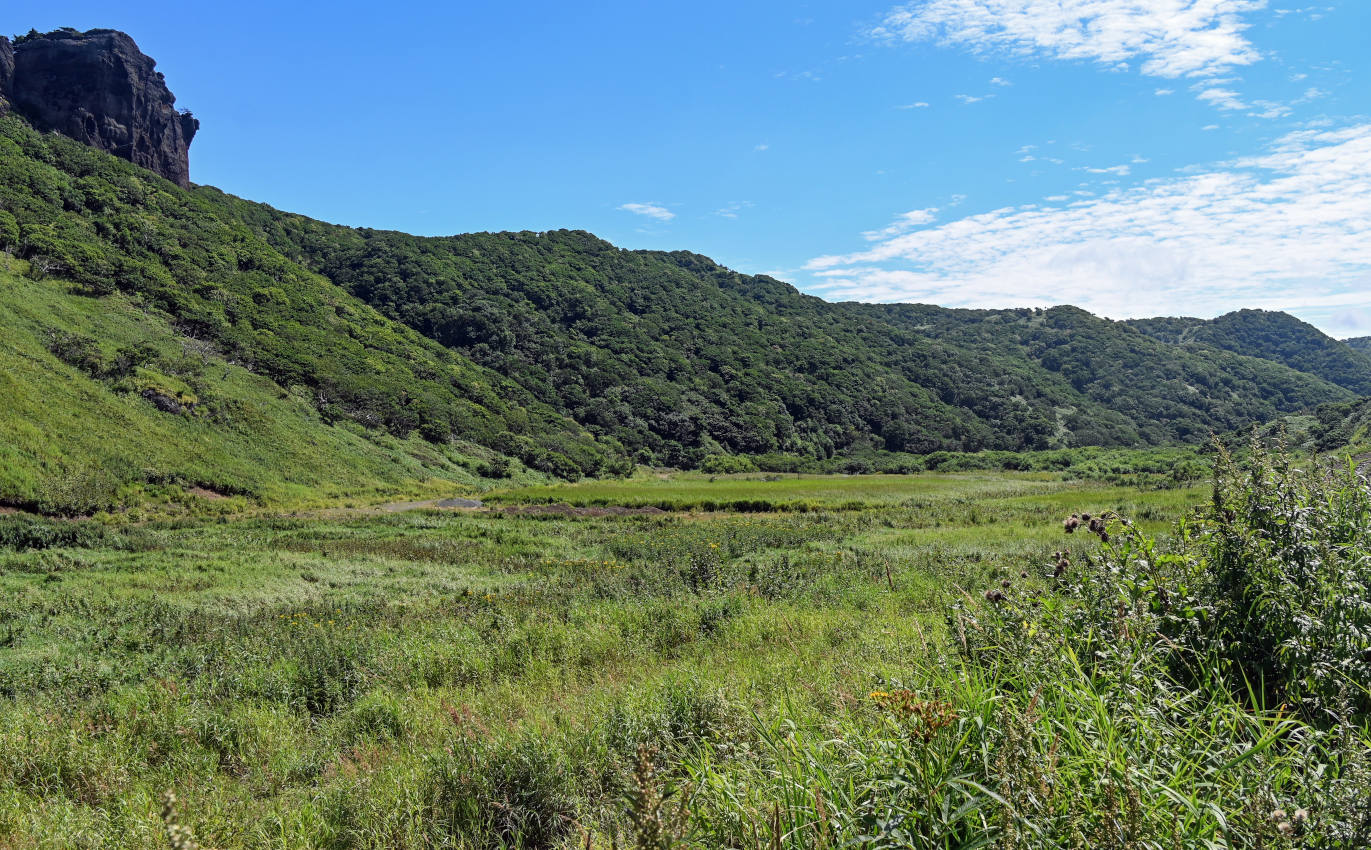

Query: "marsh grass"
<box><xmin>0</xmin><ymin>464</ymin><xmax>1365</xmax><ymax>847</ymax></box>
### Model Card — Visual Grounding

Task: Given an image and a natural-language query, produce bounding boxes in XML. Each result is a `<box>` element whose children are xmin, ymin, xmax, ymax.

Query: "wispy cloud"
<box><xmin>896</xmin><ymin>101</ymin><xmax>932</xmax><ymax>108</ymax></box>
<box><xmin>755</xmin><ymin>143</ymin><xmax>771</xmax><ymax>151</ymax></box>
<box><xmin>714</xmin><ymin>201</ymin><xmax>754</xmax><ymax>219</ymax></box>
<box><xmin>861</xmin><ymin>208</ymin><xmax>941</xmax><ymax>241</ymax></box>
<box><xmin>956</xmin><ymin>93</ymin><xmax>987</xmax><ymax>103</ymax></box>
<box><xmin>871</xmin><ymin>1</ymin><xmax>1265</xmax><ymax>78</ymax></box>
<box><xmin>804</xmin><ymin>124</ymin><xmax>1371</xmax><ymax>325</ymax></box>
<box><xmin>618</xmin><ymin>202</ymin><xmax>675</xmax><ymax>222</ymax></box>
<box><xmin>1195</xmin><ymin>87</ymin><xmax>1248</xmax><ymax>110</ymax></box>
<box><xmin>1078</xmin><ymin>164</ymin><xmax>1132</xmax><ymax>175</ymax></box>
<box><xmin>1194</xmin><ymin>85</ymin><xmax>1292</xmax><ymax>119</ymax></box>
<box><xmin>989</xmin><ymin>76</ymin><xmax>1012</xmax><ymax>86</ymax></box>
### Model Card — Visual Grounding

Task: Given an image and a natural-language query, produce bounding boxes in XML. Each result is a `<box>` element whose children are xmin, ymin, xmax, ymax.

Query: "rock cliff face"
<box><xmin>0</xmin><ymin>37</ymin><xmax>14</xmax><ymax>109</ymax></box>
<box><xmin>4</xmin><ymin>29</ymin><xmax>197</xmax><ymax>187</ymax></box>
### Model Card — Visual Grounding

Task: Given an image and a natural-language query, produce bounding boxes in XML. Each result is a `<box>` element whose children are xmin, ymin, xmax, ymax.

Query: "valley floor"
<box><xmin>0</xmin><ymin>470</ymin><xmax>1366</xmax><ymax>848</ymax></box>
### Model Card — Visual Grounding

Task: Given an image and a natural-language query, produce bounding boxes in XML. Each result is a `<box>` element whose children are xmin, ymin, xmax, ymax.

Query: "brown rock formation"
<box><xmin>6</xmin><ymin>28</ymin><xmax>198</xmax><ymax>187</ymax></box>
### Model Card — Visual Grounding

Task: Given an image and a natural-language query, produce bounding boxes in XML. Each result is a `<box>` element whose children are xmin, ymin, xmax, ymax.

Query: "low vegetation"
<box><xmin>0</xmin><ymin>443</ymin><xmax>1365</xmax><ymax>848</ymax></box>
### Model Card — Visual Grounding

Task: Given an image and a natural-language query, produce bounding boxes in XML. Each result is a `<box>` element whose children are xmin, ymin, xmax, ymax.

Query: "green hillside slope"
<box><xmin>0</xmin><ymin>266</ymin><xmax>502</xmax><ymax>514</ymax></box>
<box><xmin>1129</xmin><ymin>309</ymin><xmax>1371</xmax><ymax>395</ymax></box>
<box><xmin>0</xmin><ymin>114</ymin><xmax>625</xmax><ymax>512</ymax></box>
<box><xmin>0</xmin><ymin>107</ymin><xmax>1359</xmax><ymax>500</ymax></box>
<box><xmin>221</xmin><ymin>203</ymin><xmax>1353</xmax><ymax>463</ymax></box>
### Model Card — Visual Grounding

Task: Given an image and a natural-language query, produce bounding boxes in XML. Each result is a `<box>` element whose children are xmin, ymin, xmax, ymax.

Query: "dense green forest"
<box><xmin>0</xmin><ymin>108</ymin><xmax>1365</xmax><ymax>501</ymax></box>
<box><xmin>223</xmin><ymin>198</ymin><xmax>1354</xmax><ymax>464</ymax></box>
<box><xmin>1129</xmin><ymin>309</ymin><xmax>1371</xmax><ymax>395</ymax></box>
<box><xmin>1347</xmin><ymin>336</ymin><xmax>1371</xmax><ymax>354</ymax></box>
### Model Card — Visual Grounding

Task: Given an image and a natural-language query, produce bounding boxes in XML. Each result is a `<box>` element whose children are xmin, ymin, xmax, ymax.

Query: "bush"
<box><xmin>699</xmin><ymin>454</ymin><xmax>757</xmax><ymax>475</ymax></box>
<box><xmin>0</xmin><ymin>515</ymin><xmax>119</xmax><ymax>550</ymax></box>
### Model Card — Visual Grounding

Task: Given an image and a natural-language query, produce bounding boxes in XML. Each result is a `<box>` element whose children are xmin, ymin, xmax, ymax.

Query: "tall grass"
<box><xmin>672</xmin><ymin>443</ymin><xmax>1371</xmax><ymax>848</ymax></box>
<box><xmin>0</xmin><ymin>461</ymin><xmax>1365</xmax><ymax>847</ymax></box>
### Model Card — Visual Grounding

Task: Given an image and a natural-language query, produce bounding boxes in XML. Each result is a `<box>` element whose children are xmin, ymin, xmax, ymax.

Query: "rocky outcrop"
<box><xmin>6</xmin><ymin>28</ymin><xmax>197</xmax><ymax>187</ymax></box>
<box><xmin>0</xmin><ymin>37</ymin><xmax>14</xmax><ymax>110</ymax></box>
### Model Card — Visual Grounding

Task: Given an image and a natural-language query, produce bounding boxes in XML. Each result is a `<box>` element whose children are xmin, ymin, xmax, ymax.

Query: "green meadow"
<box><xmin>1</xmin><ymin>461</ymin><xmax>1369</xmax><ymax>848</ymax></box>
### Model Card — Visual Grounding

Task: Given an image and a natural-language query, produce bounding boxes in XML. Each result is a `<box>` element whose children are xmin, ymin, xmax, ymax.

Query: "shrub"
<box><xmin>0</xmin><ymin>515</ymin><xmax>120</xmax><ymax>550</ymax></box>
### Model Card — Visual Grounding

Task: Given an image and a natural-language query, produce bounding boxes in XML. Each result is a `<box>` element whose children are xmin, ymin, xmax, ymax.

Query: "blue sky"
<box><xmin>10</xmin><ymin>1</ymin><xmax>1371</xmax><ymax>334</ymax></box>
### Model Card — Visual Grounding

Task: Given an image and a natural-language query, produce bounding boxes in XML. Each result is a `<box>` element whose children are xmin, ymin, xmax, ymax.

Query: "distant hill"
<box><xmin>1346</xmin><ymin>337</ymin><xmax>1371</xmax><ymax>354</ymax></box>
<box><xmin>229</xmin><ymin>205</ymin><xmax>1352</xmax><ymax>462</ymax></box>
<box><xmin>1129</xmin><ymin>310</ymin><xmax>1371</xmax><ymax>395</ymax></box>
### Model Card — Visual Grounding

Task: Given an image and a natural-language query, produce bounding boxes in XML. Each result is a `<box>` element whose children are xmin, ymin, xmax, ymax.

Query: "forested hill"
<box><xmin>223</xmin><ymin>198</ymin><xmax>1353</xmax><ymax>463</ymax></box>
<box><xmin>1347</xmin><ymin>337</ymin><xmax>1371</xmax><ymax>355</ymax></box>
<box><xmin>0</xmin><ymin>113</ymin><xmax>623</xmax><ymax>514</ymax></box>
<box><xmin>1128</xmin><ymin>310</ymin><xmax>1371</xmax><ymax>396</ymax></box>
<box><xmin>0</xmin><ymin>104</ymin><xmax>1360</xmax><ymax>491</ymax></box>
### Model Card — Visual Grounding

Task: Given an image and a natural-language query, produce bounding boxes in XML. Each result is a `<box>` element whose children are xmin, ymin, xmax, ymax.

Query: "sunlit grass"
<box><xmin>1</xmin><ymin>468</ymin><xmax>1363</xmax><ymax>848</ymax></box>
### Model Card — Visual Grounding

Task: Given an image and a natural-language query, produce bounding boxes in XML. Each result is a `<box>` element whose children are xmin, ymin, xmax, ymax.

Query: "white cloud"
<box><xmin>896</xmin><ymin>101</ymin><xmax>931</xmax><ymax>109</ymax></box>
<box><xmin>1249</xmin><ymin>99</ymin><xmax>1291</xmax><ymax>119</ymax></box>
<box><xmin>1195</xmin><ymin>86</ymin><xmax>1248</xmax><ymax>110</ymax></box>
<box><xmin>1079</xmin><ymin>164</ymin><xmax>1132</xmax><ymax>175</ymax></box>
<box><xmin>618</xmin><ymin>202</ymin><xmax>675</xmax><ymax>222</ymax></box>
<box><xmin>956</xmin><ymin>93</ymin><xmax>986</xmax><ymax>103</ymax></box>
<box><xmin>871</xmin><ymin>0</ymin><xmax>1265</xmax><ymax>78</ymax></box>
<box><xmin>1154</xmin><ymin>88</ymin><xmax>1175</xmax><ymax>95</ymax></box>
<box><xmin>803</xmin><ymin>124</ymin><xmax>1371</xmax><ymax>325</ymax></box>
<box><xmin>714</xmin><ymin>201</ymin><xmax>754</xmax><ymax>219</ymax></box>
<box><xmin>861</xmin><ymin>208</ymin><xmax>941</xmax><ymax>241</ymax></box>
<box><xmin>755</xmin><ymin>143</ymin><xmax>771</xmax><ymax>151</ymax></box>
<box><xmin>1195</xmin><ymin>85</ymin><xmax>1294</xmax><ymax>119</ymax></box>
<box><xmin>989</xmin><ymin>76</ymin><xmax>1012</xmax><ymax>85</ymax></box>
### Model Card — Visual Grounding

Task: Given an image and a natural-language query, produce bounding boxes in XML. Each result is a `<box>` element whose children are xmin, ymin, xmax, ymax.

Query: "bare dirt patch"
<box><xmin>187</xmin><ymin>486</ymin><xmax>230</xmax><ymax>500</ymax></box>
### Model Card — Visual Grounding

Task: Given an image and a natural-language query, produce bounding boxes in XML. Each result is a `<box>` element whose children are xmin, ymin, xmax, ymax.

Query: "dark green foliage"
<box><xmin>221</xmin><ymin>202</ymin><xmax>1354</xmax><ymax>463</ymax></box>
<box><xmin>974</xmin><ymin>441</ymin><xmax>1371</xmax><ymax>724</ymax></box>
<box><xmin>1131</xmin><ymin>309</ymin><xmax>1371</xmax><ymax>395</ymax></box>
<box><xmin>929</xmin><ymin>445</ymin><xmax>1371</xmax><ymax>846</ymax></box>
<box><xmin>0</xmin><ymin>515</ymin><xmax>125</xmax><ymax>550</ymax></box>
<box><xmin>1195</xmin><ymin>442</ymin><xmax>1371</xmax><ymax>719</ymax></box>
<box><xmin>1346</xmin><ymin>336</ymin><xmax>1371</xmax><ymax>354</ymax></box>
<box><xmin>1308</xmin><ymin>397</ymin><xmax>1371</xmax><ymax>453</ymax></box>
<box><xmin>428</xmin><ymin>736</ymin><xmax>577</xmax><ymax>849</ymax></box>
<box><xmin>1248</xmin><ymin>396</ymin><xmax>1371</xmax><ymax>455</ymax></box>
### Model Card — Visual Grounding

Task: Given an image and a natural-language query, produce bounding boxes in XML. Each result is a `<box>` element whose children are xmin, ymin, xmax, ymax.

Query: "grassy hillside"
<box><xmin>214</xmin><ymin>205</ymin><xmax>1354</xmax><ymax>463</ymax></box>
<box><xmin>0</xmin><ymin>264</ymin><xmax>531</xmax><ymax>514</ymax></box>
<box><xmin>1129</xmin><ymin>308</ymin><xmax>1371</xmax><ymax>395</ymax></box>
<box><xmin>0</xmin><ymin>114</ymin><xmax>627</xmax><ymax>512</ymax></box>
